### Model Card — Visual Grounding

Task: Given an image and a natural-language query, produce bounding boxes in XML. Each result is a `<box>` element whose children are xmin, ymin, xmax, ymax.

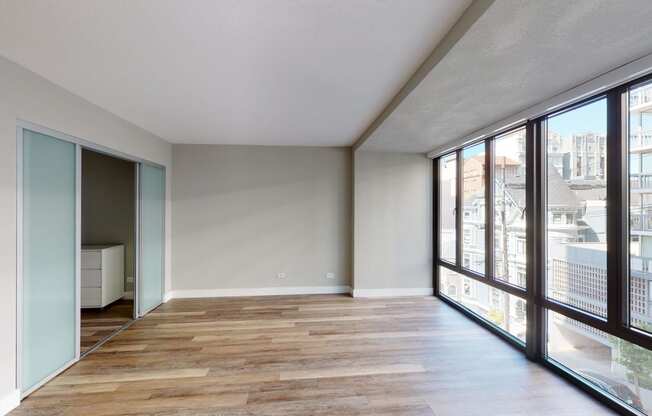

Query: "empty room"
<box><xmin>3</xmin><ymin>1</ymin><xmax>652</xmax><ymax>415</ymax></box>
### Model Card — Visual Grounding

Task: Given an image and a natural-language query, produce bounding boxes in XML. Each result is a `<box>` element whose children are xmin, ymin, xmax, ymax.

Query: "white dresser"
<box><xmin>81</xmin><ymin>244</ymin><xmax>125</xmax><ymax>308</ymax></box>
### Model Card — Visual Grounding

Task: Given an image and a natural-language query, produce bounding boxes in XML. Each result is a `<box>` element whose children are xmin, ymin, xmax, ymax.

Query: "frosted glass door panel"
<box><xmin>22</xmin><ymin>130</ymin><xmax>77</xmax><ymax>393</ymax></box>
<box><xmin>139</xmin><ymin>164</ymin><xmax>165</xmax><ymax>314</ymax></box>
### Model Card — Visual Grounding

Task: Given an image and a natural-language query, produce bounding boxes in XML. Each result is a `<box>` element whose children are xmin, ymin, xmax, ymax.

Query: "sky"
<box><xmin>461</xmin><ymin>98</ymin><xmax>607</xmax><ymax>159</ymax></box>
<box><xmin>462</xmin><ymin>142</ymin><xmax>484</xmax><ymax>158</ymax></box>
<box><xmin>547</xmin><ymin>98</ymin><xmax>607</xmax><ymax>138</ymax></box>
<box><xmin>459</xmin><ymin>98</ymin><xmax>607</xmax><ymax>160</ymax></box>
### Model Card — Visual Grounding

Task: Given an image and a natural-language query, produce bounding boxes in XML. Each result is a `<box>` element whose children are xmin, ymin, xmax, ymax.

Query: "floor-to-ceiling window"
<box><xmin>437</xmin><ymin>125</ymin><xmax>528</xmax><ymax>346</ymax></box>
<box><xmin>435</xmin><ymin>73</ymin><xmax>652</xmax><ymax>416</ymax></box>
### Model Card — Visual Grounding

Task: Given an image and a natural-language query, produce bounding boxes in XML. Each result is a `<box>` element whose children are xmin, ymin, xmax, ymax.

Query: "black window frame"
<box><xmin>433</xmin><ymin>72</ymin><xmax>652</xmax><ymax>416</ymax></box>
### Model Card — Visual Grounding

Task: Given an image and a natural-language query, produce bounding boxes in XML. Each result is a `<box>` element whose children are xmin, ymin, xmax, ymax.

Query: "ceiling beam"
<box><xmin>352</xmin><ymin>0</ymin><xmax>494</xmax><ymax>151</ymax></box>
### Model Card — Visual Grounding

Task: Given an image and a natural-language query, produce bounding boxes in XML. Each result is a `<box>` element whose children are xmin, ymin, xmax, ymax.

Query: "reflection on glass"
<box><xmin>439</xmin><ymin>266</ymin><xmax>526</xmax><ymax>342</ymax></box>
<box><xmin>547</xmin><ymin>310</ymin><xmax>650</xmax><ymax>414</ymax></box>
<box><xmin>545</xmin><ymin>99</ymin><xmax>608</xmax><ymax>317</ymax></box>
<box><xmin>462</xmin><ymin>143</ymin><xmax>485</xmax><ymax>273</ymax></box>
<box><xmin>629</xmin><ymin>81</ymin><xmax>652</xmax><ymax>334</ymax></box>
<box><xmin>494</xmin><ymin>128</ymin><xmax>527</xmax><ymax>287</ymax></box>
<box><xmin>439</xmin><ymin>154</ymin><xmax>456</xmax><ymax>263</ymax></box>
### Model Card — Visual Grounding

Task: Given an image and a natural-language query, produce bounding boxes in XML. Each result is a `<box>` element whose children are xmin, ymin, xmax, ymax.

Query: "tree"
<box><xmin>614</xmin><ymin>324</ymin><xmax>652</xmax><ymax>395</ymax></box>
<box><xmin>487</xmin><ymin>308</ymin><xmax>504</xmax><ymax>326</ymax></box>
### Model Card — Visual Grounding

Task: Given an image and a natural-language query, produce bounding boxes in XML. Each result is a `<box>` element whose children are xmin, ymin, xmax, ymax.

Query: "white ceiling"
<box><xmin>361</xmin><ymin>0</ymin><xmax>652</xmax><ymax>153</ymax></box>
<box><xmin>0</xmin><ymin>0</ymin><xmax>471</xmax><ymax>146</ymax></box>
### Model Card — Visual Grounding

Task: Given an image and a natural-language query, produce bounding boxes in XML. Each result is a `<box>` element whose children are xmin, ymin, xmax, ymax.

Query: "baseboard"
<box><xmin>351</xmin><ymin>288</ymin><xmax>434</xmax><ymax>298</ymax></box>
<box><xmin>122</xmin><ymin>290</ymin><xmax>133</xmax><ymax>300</ymax></box>
<box><xmin>167</xmin><ymin>286</ymin><xmax>352</xmax><ymax>300</ymax></box>
<box><xmin>164</xmin><ymin>287</ymin><xmax>432</xmax><ymax>300</ymax></box>
<box><xmin>0</xmin><ymin>389</ymin><xmax>20</xmax><ymax>416</ymax></box>
<box><xmin>163</xmin><ymin>291</ymin><xmax>173</xmax><ymax>303</ymax></box>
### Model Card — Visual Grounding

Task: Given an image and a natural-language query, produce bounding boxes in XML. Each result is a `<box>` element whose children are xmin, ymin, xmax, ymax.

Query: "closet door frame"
<box><xmin>134</xmin><ymin>163</ymin><xmax>141</xmax><ymax>320</ymax></box>
<box><xmin>15</xmin><ymin>120</ymin><xmax>166</xmax><ymax>397</ymax></box>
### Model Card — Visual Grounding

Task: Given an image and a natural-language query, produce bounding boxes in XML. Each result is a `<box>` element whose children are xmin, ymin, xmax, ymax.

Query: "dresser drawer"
<box><xmin>81</xmin><ymin>269</ymin><xmax>102</xmax><ymax>288</ymax></box>
<box><xmin>81</xmin><ymin>287</ymin><xmax>101</xmax><ymax>308</ymax></box>
<box><xmin>81</xmin><ymin>251</ymin><xmax>101</xmax><ymax>269</ymax></box>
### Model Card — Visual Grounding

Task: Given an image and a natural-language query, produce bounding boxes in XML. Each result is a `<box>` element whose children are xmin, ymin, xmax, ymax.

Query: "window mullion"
<box><xmin>456</xmin><ymin>149</ymin><xmax>463</xmax><ymax>269</ymax></box>
<box><xmin>433</xmin><ymin>158</ymin><xmax>440</xmax><ymax>295</ymax></box>
<box><xmin>485</xmin><ymin>140</ymin><xmax>494</xmax><ymax>279</ymax></box>
<box><xmin>606</xmin><ymin>88</ymin><xmax>627</xmax><ymax>333</ymax></box>
<box><xmin>527</xmin><ymin>118</ymin><xmax>545</xmax><ymax>360</ymax></box>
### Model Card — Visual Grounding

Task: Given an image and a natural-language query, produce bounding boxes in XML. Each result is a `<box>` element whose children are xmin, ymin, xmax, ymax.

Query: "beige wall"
<box><xmin>0</xmin><ymin>56</ymin><xmax>172</xmax><ymax>404</ymax></box>
<box><xmin>0</xmin><ymin>54</ymin><xmax>435</xmax><ymax>410</ymax></box>
<box><xmin>353</xmin><ymin>150</ymin><xmax>433</xmax><ymax>294</ymax></box>
<box><xmin>81</xmin><ymin>149</ymin><xmax>136</xmax><ymax>291</ymax></box>
<box><xmin>172</xmin><ymin>145</ymin><xmax>352</xmax><ymax>294</ymax></box>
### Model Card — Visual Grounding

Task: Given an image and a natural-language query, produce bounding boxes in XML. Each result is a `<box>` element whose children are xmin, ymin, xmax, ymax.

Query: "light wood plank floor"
<box><xmin>12</xmin><ymin>295</ymin><xmax>617</xmax><ymax>415</ymax></box>
<box><xmin>81</xmin><ymin>299</ymin><xmax>133</xmax><ymax>355</ymax></box>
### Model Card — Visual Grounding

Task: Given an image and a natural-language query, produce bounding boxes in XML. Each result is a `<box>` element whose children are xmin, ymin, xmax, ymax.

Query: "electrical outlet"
<box><xmin>277</xmin><ymin>272</ymin><xmax>286</xmax><ymax>279</ymax></box>
<box><xmin>326</xmin><ymin>272</ymin><xmax>335</xmax><ymax>279</ymax></box>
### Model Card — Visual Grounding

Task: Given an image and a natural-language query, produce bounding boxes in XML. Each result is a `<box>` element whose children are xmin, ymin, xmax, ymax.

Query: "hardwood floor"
<box><xmin>12</xmin><ymin>295</ymin><xmax>616</xmax><ymax>415</ymax></box>
<box><xmin>81</xmin><ymin>299</ymin><xmax>133</xmax><ymax>355</ymax></box>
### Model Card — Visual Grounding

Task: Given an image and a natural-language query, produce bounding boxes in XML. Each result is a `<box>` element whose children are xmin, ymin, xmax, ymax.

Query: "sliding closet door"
<box><xmin>20</xmin><ymin>129</ymin><xmax>78</xmax><ymax>394</ymax></box>
<box><xmin>139</xmin><ymin>163</ymin><xmax>165</xmax><ymax>315</ymax></box>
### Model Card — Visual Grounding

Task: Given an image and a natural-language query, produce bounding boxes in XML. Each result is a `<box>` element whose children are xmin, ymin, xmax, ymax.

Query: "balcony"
<box><xmin>630</xmin><ymin>131</ymin><xmax>652</xmax><ymax>152</ymax></box>
<box><xmin>630</xmin><ymin>212</ymin><xmax>652</xmax><ymax>232</ymax></box>
<box><xmin>631</xmin><ymin>256</ymin><xmax>652</xmax><ymax>278</ymax></box>
<box><xmin>630</xmin><ymin>173</ymin><xmax>652</xmax><ymax>191</ymax></box>
<box><xmin>630</xmin><ymin>88</ymin><xmax>652</xmax><ymax>112</ymax></box>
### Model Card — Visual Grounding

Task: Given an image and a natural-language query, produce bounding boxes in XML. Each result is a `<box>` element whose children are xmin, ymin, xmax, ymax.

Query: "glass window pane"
<box><xmin>629</xmin><ymin>81</ymin><xmax>652</xmax><ymax>333</ymax></box>
<box><xmin>439</xmin><ymin>266</ymin><xmax>526</xmax><ymax>342</ymax></box>
<box><xmin>547</xmin><ymin>310</ymin><xmax>650</xmax><ymax>414</ymax></box>
<box><xmin>439</xmin><ymin>154</ymin><xmax>456</xmax><ymax>263</ymax></box>
<box><xmin>462</xmin><ymin>144</ymin><xmax>485</xmax><ymax>274</ymax></box>
<box><xmin>494</xmin><ymin>128</ymin><xmax>527</xmax><ymax>287</ymax></box>
<box><xmin>545</xmin><ymin>99</ymin><xmax>607</xmax><ymax>317</ymax></box>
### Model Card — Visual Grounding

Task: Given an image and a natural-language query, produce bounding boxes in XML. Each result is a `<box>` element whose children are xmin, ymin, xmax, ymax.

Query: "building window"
<box><xmin>463</xmin><ymin>228</ymin><xmax>472</xmax><ymax>245</ymax></box>
<box><xmin>463</xmin><ymin>278</ymin><xmax>472</xmax><ymax>297</ymax></box>
<box><xmin>517</xmin><ymin>271</ymin><xmax>526</xmax><ymax>287</ymax></box>
<box><xmin>516</xmin><ymin>239</ymin><xmax>525</xmax><ymax>256</ymax></box>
